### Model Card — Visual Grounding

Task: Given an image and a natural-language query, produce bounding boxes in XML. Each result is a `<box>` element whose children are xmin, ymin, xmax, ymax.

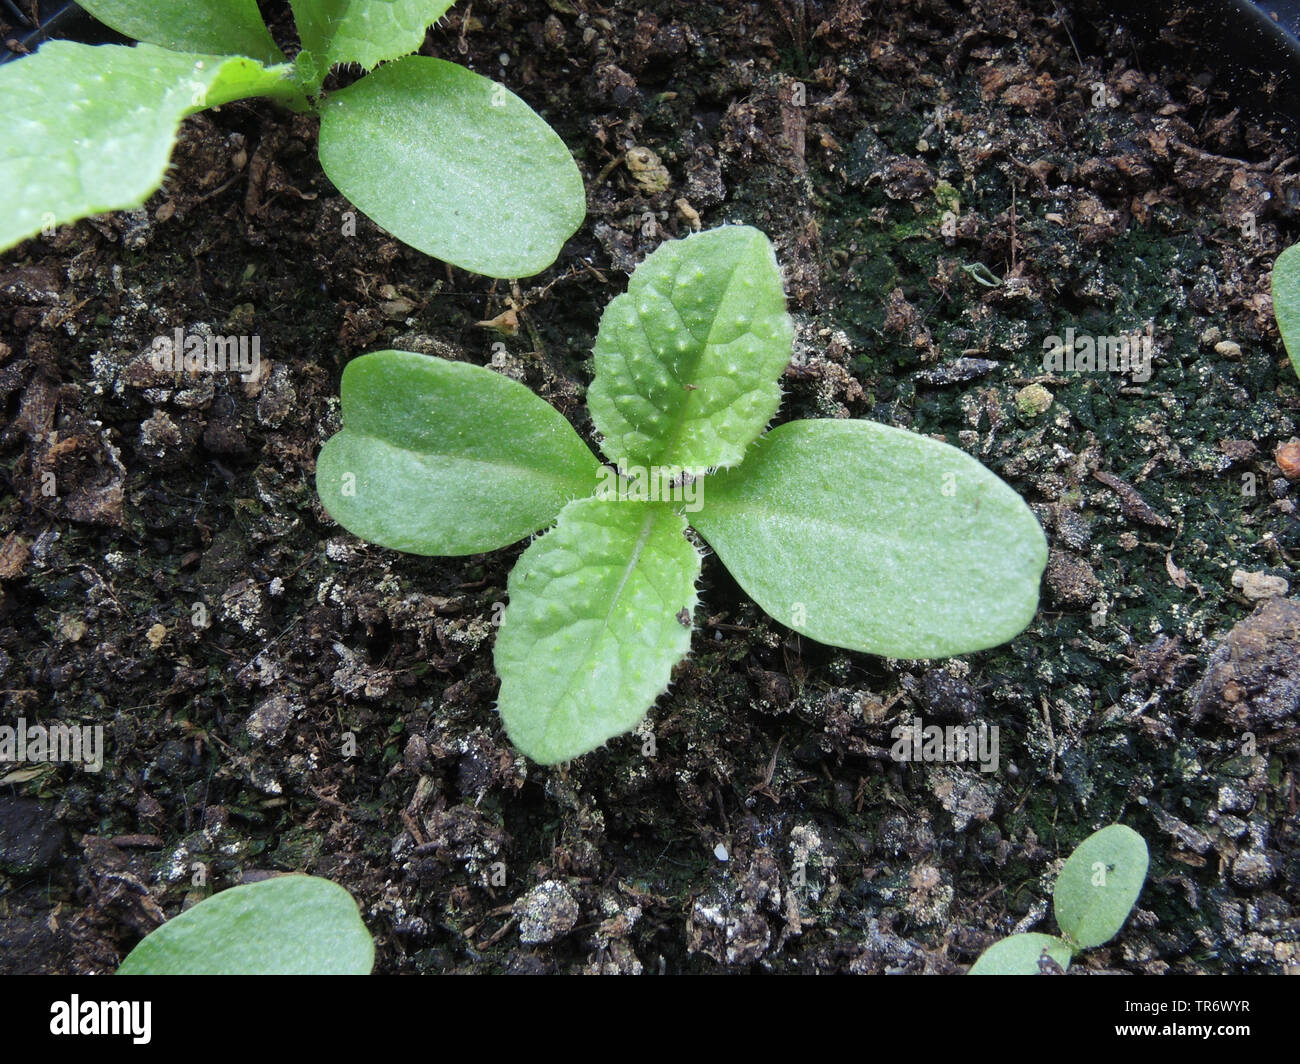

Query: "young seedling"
<box><xmin>969</xmin><ymin>824</ymin><xmax>1150</xmax><ymax>974</ymax></box>
<box><xmin>117</xmin><ymin>874</ymin><xmax>374</xmax><ymax>975</ymax></box>
<box><xmin>1272</xmin><ymin>243</ymin><xmax>1300</xmax><ymax>378</ymax></box>
<box><xmin>316</xmin><ymin>225</ymin><xmax>1048</xmax><ymax>764</ymax></box>
<box><xmin>0</xmin><ymin>0</ymin><xmax>584</xmax><ymax>279</ymax></box>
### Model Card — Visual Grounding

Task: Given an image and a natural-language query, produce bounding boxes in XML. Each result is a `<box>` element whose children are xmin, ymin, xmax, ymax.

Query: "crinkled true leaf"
<box><xmin>968</xmin><ymin>933</ymin><xmax>1072</xmax><ymax>975</ymax></box>
<box><xmin>1272</xmin><ymin>243</ymin><xmax>1300</xmax><ymax>378</ymax></box>
<box><xmin>0</xmin><ymin>42</ymin><xmax>305</xmax><ymax>253</ymax></box>
<box><xmin>291</xmin><ymin>0</ymin><xmax>453</xmax><ymax>78</ymax></box>
<box><xmin>691</xmin><ymin>419</ymin><xmax>1047</xmax><ymax>658</ymax></box>
<box><xmin>495</xmin><ymin>498</ymin><xmax>700</xmax><ymax>764</ymax></box>
<box><xmin>117</xmin><ymin>876</ymin><xmax>374</xmax><ymax>975</ymax></box>
<box><xmin>1053</xmin><ymin>824</ymin><xmax>1149</xmax><ymax>950</ymax></box>
<box><xmin>587</xmin><ymin>226</ymin><xmax>793</xmax><ymax>476</ymax></box>
<box><xmin>78</xmin><ymin>0</ymin><xmax>284</xmax><ymax>65</ymax></box>
<box><xmin>317</xmin><ymin>350</ymin><xmax>598</xmax><ymax>556</ymax></box>
<box><xmin>317</xmin><ymin>56</ymin><xmax>585</xmax><ymax>278</ymax></box>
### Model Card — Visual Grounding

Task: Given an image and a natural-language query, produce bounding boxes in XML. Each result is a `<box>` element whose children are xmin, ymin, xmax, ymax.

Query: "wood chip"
<box><xmin>1092</xmin><ymin>469</ymin><xmax>1170</xmax><ymax>528</ymax></box>
<box><xmin>0</xmin><ymin>532</ymin><xmax>30</xmax><ymax>580</ymax></box>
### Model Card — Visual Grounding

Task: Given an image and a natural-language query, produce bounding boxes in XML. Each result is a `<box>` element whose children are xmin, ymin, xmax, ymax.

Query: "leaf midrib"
<box><xmin>645</xmin><ymin>244</ymin><xmax>753</xmax><ymax>467</ymax></box>
<box><xmin>537</xmin><ymin>506</ymin><xmax>663</xmax><ymax>753</ymax></box>
<box><xmin>698</xmin><ymin>488</ymin><xmax>1006</xmax><ymax>559</ymax></box>
<box><xmin>348</xmin><ymin>429</ymin><xmax>593</xmax><ymax>497</ymax></box>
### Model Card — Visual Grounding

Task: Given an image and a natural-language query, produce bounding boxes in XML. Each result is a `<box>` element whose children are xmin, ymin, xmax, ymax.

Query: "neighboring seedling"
<box><xmin>970</xmin><ymin>824</ymin><xmax>1150</xmax><ymax>974</ymax></box>
<box><xmin>117</xmin><ymin>874</ymin><xmax>374</xmax><ymax>975</ymax></box>
<box><xmin>316</xmin><ymin>224</ymin><xmax>1048</xmax><ymax>764</ymax></box>
<box><xmin>1273</xmin><ymin>243</ymin><xmax>1300</xmax><ymax>378</ymax></box>
<box><xmin>0</xmin><ymin>0</ymin><xmax>584</xmax><ymax>278</ymax></box>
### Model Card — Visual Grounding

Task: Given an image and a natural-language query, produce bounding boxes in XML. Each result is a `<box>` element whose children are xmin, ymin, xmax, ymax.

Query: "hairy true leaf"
<box><xmin>317</xmin><ymin>350</ymin><xmax>598</xmax><ymax>556</ymax></box>
<box><xmin>291</xmin><ymin>0</ymin><xmax>454</xmax><ymax>78</ymax></box>
<box><xmin>317</xmin><ymin>56</ymin><xmax>585</xmax><ymax>278</ymax></box>
<box><xmin>968</xmin><ymin>933</ymin><xmax>1072</xmax><ymax>975</ymax></box>
<box><xmin>0</xmin><ymin>42</ymin><xmax>305</xmax><ymax>253</ymax></box>
<box><xmin>587</xmin><ymin>226</ymin><xmax>794</xmax><ymax>476</ymax></box>
<box><xmin>117</xmin><ymin>876</ymin><xmax>374</xmax><ymax>975</ymax></box>
<box><xmin>1053</xmin><ymin>824</ymin><xmax>1149</xmax><ymax>950</ymax></box>
<box><xmin>1272</xmin><ymin>243</ymin><xmax>1300</xmax><ymax>378</ymax></box>
<box><xmin>692</xmin><ymin>419</ymin><xmax>1047</xmax><ymax>658</ymax></box>
<box><xmin>495</xmin><ymin>499</ymin><xmax>701</xmax><ymax>764</ymax></box>
<box><xmin>79</xmin><ymin>0</ymin><xmax>284</xmax><ymax>65</ymax></box>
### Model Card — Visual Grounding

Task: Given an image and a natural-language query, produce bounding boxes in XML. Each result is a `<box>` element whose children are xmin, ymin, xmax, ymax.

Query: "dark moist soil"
<box><xmin>1</xmin><ymin>0</ymin><xmax>1298</xmax><ymax>975</ymax></box>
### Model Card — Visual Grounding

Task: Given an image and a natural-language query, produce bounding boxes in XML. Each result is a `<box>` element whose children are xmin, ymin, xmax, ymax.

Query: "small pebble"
<box><xmin>1231</xmin><ymin>569</ymin><xmax>1289</xmax><ymax>601</ymax></box>
<box><xmin>1015</xmin><ymin>383</ymin><xmax>1053</xmax><ymax>418</ymax></box>
<box><xmin>1276</xmin><ymin>439</ymin><xmax>1300</xmax><ymax>480</ymax></box>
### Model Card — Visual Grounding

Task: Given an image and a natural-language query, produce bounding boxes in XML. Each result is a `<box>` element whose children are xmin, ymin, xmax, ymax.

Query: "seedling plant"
<box><xmin>317</xmin><ymin>225</ymin><xmax>1048</xmax><ymax>764</ymax></box>
<box><xmin>0</xmin><ymin>0</ymin><xmax>584</xmax><ymax>278</ymax></box>
<box><xmin>969</xmin><ymin>824</ymin><xmax>1150</xmax><ymax>974</ymax></box>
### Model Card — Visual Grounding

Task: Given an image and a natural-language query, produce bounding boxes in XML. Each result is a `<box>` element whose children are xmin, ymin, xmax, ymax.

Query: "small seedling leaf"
<box><xmin>969</xmin><ymin>933</ymin><xmax>1073</xmax><ymax>975</ymax></box>
<box><xmin>117</xmin><ymin>875</ymin><xmax>374</xmax><ymax>975</ymax></box>
<box><xmin>291</xmin><ymin>0</ymin><xmax>455</xmax><ymax>74</ymax></box>
<box><xmin>691</xmin><ymin>419</ymin><xmax>1047</xmax><ymax>657</ymax></box>
<box><xmin>495</xmin><ymin>498</ymin><xmax>700</xmax><ymax>764</ymax></box>
<box><xmin>78</xmin><ymin>0</ymin><xmax>285</xmax><ymax>64</ymax></box>
<box><xmin>316</xmin><ymin>351</ymin><xmax>600</xmax><ymax>556</ymax></box>
<box><xmin>587</xmin><ymin>226</ymin><xmax>794</xmax><ymax>476</ymax></box>
<box><xmin>317</xmin><ymin>56</ymin><xmax>585</xmax><ymax>278</ymax></box>
<box><xmin>0</xmin><ymin>42</ymin><xmax>303</xmax><ymax>253</ymax></box>
<box><xmin>1272</xmin><ymin>243</ymin><xmax>1300</xmax><ymax>378</ymax></box>
<box><xmin>1053</xmin><ymin>824</ymin><xmax>1149</xmax><ymax>950</ymax></box>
